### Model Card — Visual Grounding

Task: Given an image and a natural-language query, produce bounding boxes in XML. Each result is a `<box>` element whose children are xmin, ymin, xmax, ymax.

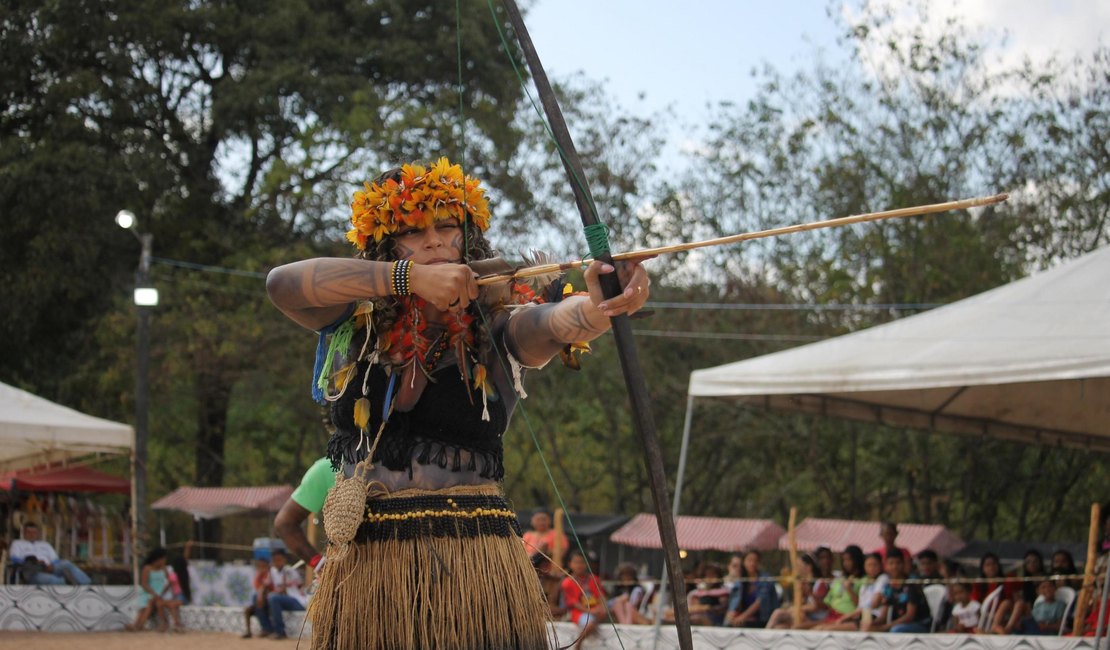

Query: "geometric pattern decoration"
<box><xmin>544</xmin><ymin>622</ymin><xmax>1100</xmax><ymax>650</ymax></box>
<box><xmin>0</xmin><ymin>586</ymin><xmax>138</xmax><ymax>632</ymax></box>
<box><xmin>0</xmin><ymin>590</ymin><xmax>1099</xmax><ymax>649</ymax></box>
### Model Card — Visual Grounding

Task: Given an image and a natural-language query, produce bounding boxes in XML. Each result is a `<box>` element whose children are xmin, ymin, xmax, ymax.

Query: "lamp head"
<box><xmin>115</xmin><ymin>210</ymin><xmax>136</xmax><ymax>230</ymax></box>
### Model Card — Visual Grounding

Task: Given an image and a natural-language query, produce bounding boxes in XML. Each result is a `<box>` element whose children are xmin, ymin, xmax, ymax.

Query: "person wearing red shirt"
<box><xmin>522</xmin><ymin>510</ymin><xmax>569</xmax><ymax>567</ymax></box>
<box><xmin>561</xmin><ymin>550</ymin><xmax>607</xmax><ymax>649</ymax></box>
<box><xmin>872</xmin><ymin>521</ymin><xmax>912</xmax><ymax>566</ymax></box>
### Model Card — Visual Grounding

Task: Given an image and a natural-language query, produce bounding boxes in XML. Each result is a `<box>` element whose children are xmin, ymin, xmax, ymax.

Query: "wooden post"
<box><xmin>1075</xmin><ymin>503</ymin><xmax>1100</xmax><ymax>635</ymax></box>
<box><xmin>553</xmin><ymin>507</ymin><xmax>566</xmax><ymax>569</ymax></box>
<box><xmin>788</xmin><ymin>507</ymin><xmax>802</xmax><ymax>626</ymax></box>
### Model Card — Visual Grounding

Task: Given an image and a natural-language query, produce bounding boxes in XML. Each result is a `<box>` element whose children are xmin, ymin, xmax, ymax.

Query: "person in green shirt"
<box><xmin>274</xmin><ymin>457</ymin><xmax>336</xmax><ymax>570</ymax></box>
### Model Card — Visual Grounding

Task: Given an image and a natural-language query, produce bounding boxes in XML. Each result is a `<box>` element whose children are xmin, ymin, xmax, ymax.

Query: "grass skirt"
<box><xmin>308</xmin><ymin>483</ymin><xmax>552</xmax><ymax>650</ymax></box>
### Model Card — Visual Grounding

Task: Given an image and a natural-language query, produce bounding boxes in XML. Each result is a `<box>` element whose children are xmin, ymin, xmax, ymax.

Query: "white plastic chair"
<box><xmin>923</xmin><ymin>584</ymin><xmax>948</xmax><ymax>632</ymax></box>
<box><xmin>1056</xmin><ymin>586</ymin><xmax>1077</xmax><ymax>636</ymax></box>
<box><xmin>977</xmin><ymin>585</ymin><xmax>1004</xmax><ymax>632</ymax></box>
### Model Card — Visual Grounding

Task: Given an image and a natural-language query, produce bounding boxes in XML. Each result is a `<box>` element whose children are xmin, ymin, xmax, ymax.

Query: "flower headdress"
<box><xmin>346</xmin><ymin>156</ymin><xmax>491</xmax><ymax>249</ymax></box>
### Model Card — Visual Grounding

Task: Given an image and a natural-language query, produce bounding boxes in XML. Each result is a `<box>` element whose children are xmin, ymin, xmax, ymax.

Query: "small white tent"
<box><xmin>0</xmin><ymin>381</ymin><xmax>133</xmax><ymax>473</ymax></box>
<box><xmin>685</xmin><ymin>245</ymin><xmax>1110</xmax><ymax>453</ymax></box>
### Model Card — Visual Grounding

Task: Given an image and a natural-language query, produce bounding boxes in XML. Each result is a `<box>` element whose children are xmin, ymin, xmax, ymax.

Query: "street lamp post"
<box><xmin>116</xmin><ymin>210</ymin><xmax>156</xmax><ymax>577</ymax></box>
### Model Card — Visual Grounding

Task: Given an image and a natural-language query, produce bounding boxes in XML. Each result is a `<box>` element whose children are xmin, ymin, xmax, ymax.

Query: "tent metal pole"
<box><xmin>1096</xmin><ymin>558</ymin><xmax>1110</xmax><ymax>647</ymax></box>
<box><xmin>652</xmin><ymin>394</ymin><xmax>696</xmax><ymax>649</ymax></box>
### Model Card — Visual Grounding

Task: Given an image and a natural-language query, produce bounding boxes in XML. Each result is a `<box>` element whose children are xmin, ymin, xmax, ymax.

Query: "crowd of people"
<box><xmin>538</xmin><ymin>520</ymin><xmax>1106</xmax><ymax>643</ymax></box>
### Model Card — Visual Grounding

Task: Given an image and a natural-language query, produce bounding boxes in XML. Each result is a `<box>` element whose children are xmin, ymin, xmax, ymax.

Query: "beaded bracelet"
<box><xmin>390</xmin><ymin>260</ymin><xmax>413</xmax><ymax>296</ymax></box>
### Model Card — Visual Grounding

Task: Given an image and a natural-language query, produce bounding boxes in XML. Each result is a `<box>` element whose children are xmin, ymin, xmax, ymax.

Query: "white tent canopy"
<box><xmin>0</xmin><ymin>381</ymin><xmax>134</xmax><ymax>473</ymax></box>
<box><xmin>685</xmin><ymin>245</ymin><xmax>1110</xmax><ymax>452</ymax></box>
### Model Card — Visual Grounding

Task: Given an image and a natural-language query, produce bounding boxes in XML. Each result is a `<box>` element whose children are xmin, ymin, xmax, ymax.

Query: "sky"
<box><xmin>525</xmin><ymin>0</ymin><xmax>1108</xmax><ymax>161</ymax></box>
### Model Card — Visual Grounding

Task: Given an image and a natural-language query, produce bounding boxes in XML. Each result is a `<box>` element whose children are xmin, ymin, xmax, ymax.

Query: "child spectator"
<box><xmin>870</xmin><ymin>553</ymin><xmax>931</xmax><ymax>633</ymax></box>
<box><xmin>266</xmin><ymin>549</ymin><xmax>306</xmax><ymax>640</ymax></box>
<box><xmin>947</xmin><ymin>581</ymin><xmax>981</xmax><ymax>633</ymax></box>
<box><xmin>1017</xmin><ymin>579</ymin><xmax>1067</xmax><ymax>635</ymax></box>
<box><xmin>532</xmin><ymin>553</ymin><xmax>566</xmax><ymax>620</ymax></box>
<box><xmin>608</xmin><ymin>563</ymin><xmax>649</xmax><ymax>625</ymax></box>
<box><xmin>561</xmin><ymin>550</ymin><xmax>607</xmax><ymax>649</ymax></box>
<box><xmin>243</xmin><ymin>557</ymin><xmax>272</xmax><ymax>638</ymax></box>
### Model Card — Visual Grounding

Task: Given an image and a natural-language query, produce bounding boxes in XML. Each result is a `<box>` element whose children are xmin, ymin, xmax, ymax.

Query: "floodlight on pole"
<box><xmin>114</xmin><ymin>208</ymin><xmax>153</xmax><ymax>583</ymax></box>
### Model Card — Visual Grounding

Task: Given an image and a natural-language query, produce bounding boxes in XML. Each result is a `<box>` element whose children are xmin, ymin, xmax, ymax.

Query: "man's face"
<box><xmin>272</xmin><ymin>553</ymin><xmax>286</xmax><ymax>568</ymax></box>
<box><xmin>24</xmin><ymin>525</ymin><xmax>40</xmax><ymax>542</ymax></box>
<box><xmin>880</xmin><ymin>524</ymin><xmax>897</xmax><ymax>545</ymax></box>
<box><xmin>918</xmin><ymin>556</ymin><xmax>937</xmax><ymax>576</ymax></box>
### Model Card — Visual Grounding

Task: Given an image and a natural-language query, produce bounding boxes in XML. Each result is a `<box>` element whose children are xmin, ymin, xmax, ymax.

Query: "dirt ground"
<box><xmin>0</xmin><ymin>630</ymin><xmax>306</xmax><ymax>649</ymax></box>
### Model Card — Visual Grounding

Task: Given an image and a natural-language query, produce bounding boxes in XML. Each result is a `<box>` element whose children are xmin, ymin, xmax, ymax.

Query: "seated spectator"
<box><xmin>870</xmin><ymin>553</ymin><xmax>931</xmax><ymax>633</ymax></box>
<box><xmin>947</xmin><ymin>581</ymin><xmax>981</xmax><ymax>633</ymax></box>
<box><xmin>913</xmin><ymin>549</ymin><xmax>943</xmax><ymax>582</ymax></box>
<box><xmin>1013</xmin><ymin>579</ymin><xmax>1067</xmax><ymax>635</ymax></box>
<box><xmin>820</xmin><ymin>546</ymin><xmax>864</xmax><ymax>626</ymax></box>
<box><xmin>998</xmin><ymin>549</ymin><xmax>1047</xmax><ymax>634</ymax></box>
<box><xmin>971</xmin><ymin>552</ymin><xmax>1018</xmax><ymax>634</ymax></box>
<box><xmin>266</xmin><ymin>549</ymin><xmax>306</xmax><ymax>640</ymax></box>
<box><xmin>872</xmin><ymin>522</ymin><xmax>912</xmax><ymax>566</ymax></box>
<box><xmin>127</xmin><ymin>547</ymin><xmax>184</xmax><ymax>633</ymax></box>
<box><xmin>816</xmin><ymin>552</ymin><xmax>887</xmax><ymax>631</ymax></box>
<box><xmin>9</xmin><ymin>522</ymin><xmax>91</xmax><ymax>585</ymax></box>
<box><xmin>724</xmin><ymin>550</ymin><xmax>779</xmax><ymax>628</ymax></box>
<box><xmin>723</xmin><ymin>554</ymin><xmax>744</xmax><ymax>592</ymax></box>
<box><xmin>765</xmin><ymin>554</ymin><xmax>829</xmax><ymax>629</ymax></box>
<box><xmin>608</xmin><ymin>563</ymin><xmax>650</xmax><ymax>625</ymax></box>
<box><xmin>815</xmin><ymin>546</ymin><xmax>836</xmax><ymax>578</ymax></box>
<box><xmin>243</xmin><ymin>557</ymin><xmax>272</xmax><ymax>638</ymax></box>
<box><xmin>1051</xmin><ymin>549</ymin><xmax>1082</xmax><ymax>590</ymax></box>
<box><xmin>687</xmin><ymin>562</ymin><xmax>729</xmax><ymax>626</ymax></box>
<box><xmin>561</xmin><ymin>550</ymin><xmax>607</xmax><ymax>648</ymax></box>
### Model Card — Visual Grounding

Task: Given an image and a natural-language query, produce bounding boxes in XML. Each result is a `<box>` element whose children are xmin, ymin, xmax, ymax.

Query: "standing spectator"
<box><xmin>725</xmin><ymin>550</ymin><xmax>780</xmax><ymax>628</ymax></box>
<box><xmin>274</xmin><ymin>457</ymin><xmax>335</xmax><ymax>574</ymax></box>
<box><xmin>871</xmin><ymin>553</ymin><xmax>931</xmax><ymax>633</ymax></box>
<box><xmin>266</xmin><ymin>549</ymin><xmax>306</xmax><ymax>640</ymax></box>
<box><xmin>522</xmin><ymin>509</ymin><xmax>569</xmax><ymax>567</ymax></box>
<box><xmin>947</xmin><ymin>581</ymin><xmax>981</xmax><ymax>633</ymax></box>
<box><xmin>9</xmin><ymin>522</ymin><xmax>91</xmax><ymax>585</ymax></box>
<box><xmin>561</xmin><ymin>550</ymin><xmax>606</xmax><ymax>649</ymax></box>
<box><xmin>243</xmin><ymin>557</ymin><xmax>273</xmax><ymax>638</ymax></box>
<box><xmin>872</xmin><ymin>522</ymin><xmax>912</xmax><ymax>566</ymax></box>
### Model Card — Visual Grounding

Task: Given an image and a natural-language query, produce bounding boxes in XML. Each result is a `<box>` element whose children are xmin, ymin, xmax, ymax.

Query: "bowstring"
<box><xmin>455</xmin><ymin>3</ymin><xmax>629</xmax><ymax>648</ymax></box>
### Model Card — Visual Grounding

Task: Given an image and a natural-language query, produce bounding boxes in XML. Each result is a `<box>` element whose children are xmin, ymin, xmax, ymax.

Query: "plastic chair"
<box><xmin>977</xmin><ymin>585</ymin><xmax>1004</xmax><ymax>632</ymax></box>
<box><xmin>1056</xmin><ymin>586</ymin><xmax>1077</xmax><ymax>636</ymax></box>
<box><xmin>923</xmin><ymin>583</ymin><xmax>947</xmax><ymax>632</ymax></box>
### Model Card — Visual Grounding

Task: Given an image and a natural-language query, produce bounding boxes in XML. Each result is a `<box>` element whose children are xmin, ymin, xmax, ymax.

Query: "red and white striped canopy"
<box><xmin>610</xmin><ymin>514</ymin><xmax>785</xmax><ymax>552</ymax></box>
<box><xmin>778</xmin><ymin>518</ymin><xmax>964</xmax><ymax>557</ymax></box>
<box><xmin>152</xmin><ymin>485</ymin><xmax>293</xmax><ymax>520</ymax></box>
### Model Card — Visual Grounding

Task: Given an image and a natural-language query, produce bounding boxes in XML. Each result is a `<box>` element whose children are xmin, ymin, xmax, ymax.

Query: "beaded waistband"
<box><xmin>355</xmin><ymin>487</ymin><xmax>521</xmax><ymax>542</ymax></box>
